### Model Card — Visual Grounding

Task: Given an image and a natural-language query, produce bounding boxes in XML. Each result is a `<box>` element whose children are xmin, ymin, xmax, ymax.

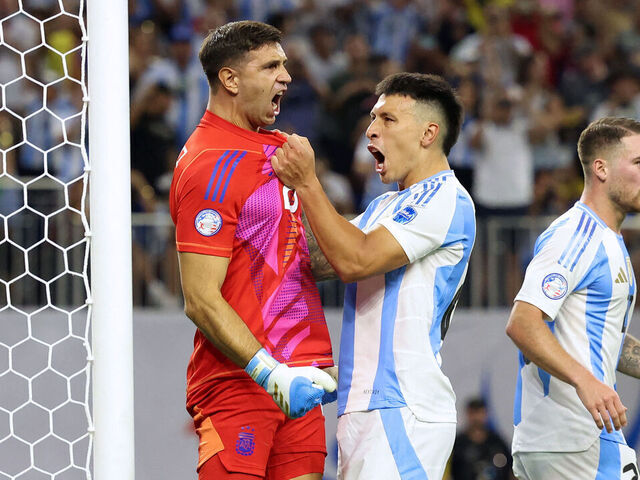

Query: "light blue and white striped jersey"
<box><xmin>337</xmin><ymin>170</ymin><xmax>476</xmax><ymax>422</ymax></box>
<box><xmin>513</xmin><ymin>202</ymin><xmax>636</xmax><ymax>453</ymax></box>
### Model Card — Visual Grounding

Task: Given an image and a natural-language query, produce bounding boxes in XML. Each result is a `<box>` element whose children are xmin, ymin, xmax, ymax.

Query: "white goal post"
<box><xmin>87</xmin><ymin>0</ymin><xmax>135</xmax><ymax>479</ymax></box>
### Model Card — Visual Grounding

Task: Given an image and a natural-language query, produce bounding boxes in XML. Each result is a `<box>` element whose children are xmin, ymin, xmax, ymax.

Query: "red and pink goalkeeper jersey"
<box><xmin>170</xmin><ymin>111</ymin><xmax>333</xmax><ymax>407</ymax></box>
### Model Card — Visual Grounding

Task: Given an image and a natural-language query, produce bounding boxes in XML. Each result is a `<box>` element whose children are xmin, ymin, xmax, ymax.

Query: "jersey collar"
<box><xmin>574</xmin><ymin>201</ymin><xmax>614</xmax><ymax>233</ymax></box>
<box><xmin>201</xmin><ymin>110</ymin><xmax>286</xmax><ymax>146</ymax></box>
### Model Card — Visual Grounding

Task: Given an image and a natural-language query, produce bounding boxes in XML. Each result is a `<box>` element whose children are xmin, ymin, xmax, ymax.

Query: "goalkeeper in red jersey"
<box><xmin>169</xmin><ymin>21</ymin><xmax>336</xmax><ymax>480</ymax></box>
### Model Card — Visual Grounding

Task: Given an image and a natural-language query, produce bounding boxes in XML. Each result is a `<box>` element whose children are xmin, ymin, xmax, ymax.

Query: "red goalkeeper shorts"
<box><xmin>190</xmin><ymin>376</ymin><xmax>326</xmax><ymax>479</ymax></box>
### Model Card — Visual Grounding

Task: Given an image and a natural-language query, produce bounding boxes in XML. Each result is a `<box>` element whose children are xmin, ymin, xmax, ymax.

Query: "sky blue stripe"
<box><xmin>534</xmin><ymin>217</ymin><xmax>570</xmax><ymax>256</ymax></box>
<box><xmin>568</xmin><ymin>220</ymin><xmax>597</xmax><ymax>272</ymax></box>
<box><xmin>379</xmin><ymin>409</ymin><xmax>429</xmax><ymax>480</ymax></box>
<box><xmin>368</xmin><ymin>266</ymin><xmax>407</xmax><ymax>410</ymax></box>
<box><xmin>514</xmin><ymin>353</ymin><xmax>525</xmax><ymax>425</ymax></box>
<box><xmin>204</xmin><ymin>150</ymin><xmax>230</xmax><ymax>200</ymax></box>
<box><xmin>562</xmin><ymin>216</ymin><xmax>592</xmax><ymax>269</ymax></box>
<box><xmin>419</xmin><ymin>182</ymin><xmax>443</xmax><ymax>206</ymax></box>
<box><xmin>414</xmin><ymin>182</ymin><xmax>435</xmax><ymax>205</ymax></box>
<box><xmin>586</xmin><ymin>244</ymin><xmax>611</xmax><ymax>382</ymax></box>
<box><xmin>600</xmin><ymin>428</ymin><xmax>626</xmax><ymax>444</ymax></box>
<box><xmin>558</xmin><ymin>212</ymin><xmax>586</xmax><ymax>266</ymax></box>
<box><xmin>538</xmin><ymin>321</ymin><xmax>555</xmax><ymax>396</ymax></box>
<box><xmin>337</xmin><ymin>283</ymin><xmax>357</xmax><ymax>417</ymax></box>
<box><xmin>576</xmin><ymin>202</ymin><xmax>608</xmax><ymax>229</ymax></box>
<box><xmin>429</xmin><ymin>191</ymin><xmax>475</xmax><ymax>358</ymax></box>
<box><xmin>391</xmin><ymin>188</ymin><xmax>415</xmax><ymax>215</ymax></box>
<box><xmin>217</xmin><ymin>151</ymin><xmax>246</xmax><ymax>202</ymax></box>
<box><xmin>211</xmin><ymin>150</ymin><xmax>239</xmax><ymax>202</ymax></box>
<box><xmin>359</xmin><ymin>194</ymin><xmax>387</xmax><ymax>229</ymax></box>
<box><xmin>595</xmin><ymin>439</ymin><xmax>620</xmax><ymax>479</ymax></box>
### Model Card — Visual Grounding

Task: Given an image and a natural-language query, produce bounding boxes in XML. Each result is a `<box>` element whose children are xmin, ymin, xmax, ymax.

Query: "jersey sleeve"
<box><xmin>377</xmin><ymin>184</ymin><xmax>456</xmax><ymax>263</ymax></box>
<box><xmin>173</xmin><ymin>154</ymin><xmax>245</xmax><ymax>257</ymax></box>
<box><xmin>515</xmin><ymin>227</ymin><xmax>584</xmax><ymax>320</ymax></box>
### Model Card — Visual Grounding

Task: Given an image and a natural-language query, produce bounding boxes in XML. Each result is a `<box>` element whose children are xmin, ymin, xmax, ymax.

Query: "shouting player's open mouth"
<box><xmin>272</xmin><ymin>91</ymin><xmax>284</xmax><ymax>116</ymax></box>
<box><xmin>368</xmin><ymin>144</ymin><xmax>386</xmax><ymax>174</ymax></box>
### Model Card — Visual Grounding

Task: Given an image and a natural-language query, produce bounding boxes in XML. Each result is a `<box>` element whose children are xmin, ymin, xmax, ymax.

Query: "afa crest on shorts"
<box><xmin>194</xmin><ymin>209</ymin><xmax>222</xmax><ymax>236</ymax></box>
<box><xmin>541</xmin><ymin>273</ymin><xmax>568</xmax><ymax>300</ymax></box>
<box><xmin>236</xmin><ymin>426</ymin><xmax>255</xmax><ymax>456</ymax></box>
<box><xmin>393</xmin><ymin>205</ymin><xmax>417</xmax><ymax>224</ymax></box>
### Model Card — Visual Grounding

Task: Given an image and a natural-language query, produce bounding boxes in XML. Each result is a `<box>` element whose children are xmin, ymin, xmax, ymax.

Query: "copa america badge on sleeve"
<box><xmin>541</xmin><ymin>273</ymin><xmax>568</xmax><ymax>300</ymax></box>
<box><xmin>194</xmin><ymin>209</ymin><xmax>222</xmax><ymax>236</ymax></box>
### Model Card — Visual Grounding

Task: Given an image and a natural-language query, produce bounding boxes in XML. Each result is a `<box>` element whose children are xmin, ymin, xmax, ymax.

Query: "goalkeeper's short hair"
<box><xmin>199</xmin><ymin>21</ymin><xmax>282</xmax><ymax>93</ymax></box>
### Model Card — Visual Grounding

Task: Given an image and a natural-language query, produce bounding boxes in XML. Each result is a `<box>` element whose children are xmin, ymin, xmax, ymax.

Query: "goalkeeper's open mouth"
<box><xmin>272</xmin><ymin>91</ymin><xmax>284</xmax><ymax>116</ymax></box>
<box><xmin>368</xmin><ymin>144</ymin><xmax>386</xmax><ymax>174</ymax></box>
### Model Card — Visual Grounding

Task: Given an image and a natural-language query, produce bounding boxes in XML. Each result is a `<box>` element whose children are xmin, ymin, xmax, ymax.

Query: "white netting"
<box><xmin>0</xmin><ymin>0</ymin><xmax>92</xmax><ymax>479</ymax></box>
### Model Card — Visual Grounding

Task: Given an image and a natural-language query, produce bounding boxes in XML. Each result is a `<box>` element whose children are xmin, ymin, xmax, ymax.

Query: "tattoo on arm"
<box><xmin>303</xmin><ymin>213</ymin><xmax>337</xmax><ymax>282</ymax></box>
<box><xmin>618</xmin><ymin>334</ymin><xmax>640</xmax><ymax>379</ymax></box>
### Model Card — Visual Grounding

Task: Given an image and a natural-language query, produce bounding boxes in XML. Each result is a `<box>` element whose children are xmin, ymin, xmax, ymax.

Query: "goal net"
<box><xmin>0</xmin><ymin>1</ymin><xmax>132</xmax><ymax>478</ymax></box>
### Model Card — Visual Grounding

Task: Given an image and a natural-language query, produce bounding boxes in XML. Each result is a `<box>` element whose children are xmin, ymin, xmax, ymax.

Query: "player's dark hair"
<box><xmin>578</xmin><ymin>117</ymin><xmax>640</xmax><ymax>175</ymax></box>
<box><xmin>466</xmin><ymin>397</ymin><xmax>487</xmax><ymax>411</ymax></box>
<box><xmin>199</xmin><ymin>21</ymin><xmax>282</xmax><ymax>92</ymax></box>
<box><xmin>375</xmin><ymin>72</ymin><xmax>464</xmax><ymax>155</ymax></box>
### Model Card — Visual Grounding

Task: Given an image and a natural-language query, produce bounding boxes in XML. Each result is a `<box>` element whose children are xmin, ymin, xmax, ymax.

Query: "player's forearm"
<box><xmin>183</xmin><ymin>292</ymin><xmax>261</xmax><ymax>368</ymax></box>
<box><xmin>506</xmin><ymin>302</ymin><xmax>593</xmax><ymax>387</ymax></box>
<box><xmin>303</xmin><ymin>214</ymin><xmax>338</xmax><ymax>281</ymax></box>
<box><xmin>297</xmin><ymin>178</ymin><xmax>370</xmax><ymax>283</ymax></box>
<box><xmin>617</xmin><ymin>334</ymin><xmax>640</xmax><ymax>378</ymax></box>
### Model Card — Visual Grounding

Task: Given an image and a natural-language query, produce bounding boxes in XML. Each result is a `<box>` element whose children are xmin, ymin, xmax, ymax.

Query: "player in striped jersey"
<box><xmin>506</xmin><ymin>117</ymin><xmax>640</xmax><ymax>479</ymax></box>
<box><xmin>272</xmin><ymin>73</ymin><xmax>475</xmax><ymax>480</ymax></box>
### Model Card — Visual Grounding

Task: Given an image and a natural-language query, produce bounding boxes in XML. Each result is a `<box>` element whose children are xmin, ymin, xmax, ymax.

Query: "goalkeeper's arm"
<box><xmin>178</xmin><ymin>251</ymin><xmax>336</xmax><ymax>418</ymax></box>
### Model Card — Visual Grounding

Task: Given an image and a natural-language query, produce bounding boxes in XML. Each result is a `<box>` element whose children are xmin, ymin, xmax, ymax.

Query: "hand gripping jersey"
<box><xmin>337</xmin><ymin>171</ymin><xmax>476</xmax><ymax>422</ymax></box>
<box><xmin>170</xmin><ymin>111</ymin><xmax>333</xmax><ymax>408</ymax></box>
<box><xmin>513</xmin><ymin>202</ymin><xmax>636</xmax><ymax>453</ymax></box>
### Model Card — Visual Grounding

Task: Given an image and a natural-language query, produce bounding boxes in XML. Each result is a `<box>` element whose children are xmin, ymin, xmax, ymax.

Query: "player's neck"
<box><xmin>207</xmin><ymin>96</ymin><xmax>259</xmax><ymax>132</ymax></box>
<box><xmin>399</xmin><ymin>152</ymin><xmax>450</xmax><ymax>190</ymax></box>
<box><xmin>580</xmin><ymin>190</ymin><xmax>625</xmax><ymax>233</ymax></box>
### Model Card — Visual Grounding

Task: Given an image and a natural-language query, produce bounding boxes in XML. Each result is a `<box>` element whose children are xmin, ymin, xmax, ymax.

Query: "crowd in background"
<box><xmin>3</xmin><ymin>0</ymin><xmax>640</xmax><ymax>306</ymax></box>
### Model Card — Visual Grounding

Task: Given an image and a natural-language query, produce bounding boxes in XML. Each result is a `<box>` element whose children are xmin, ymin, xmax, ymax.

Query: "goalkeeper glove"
<box><xmin>245</xmin><ymin>348</ymin><xmax>337</xmax><ymax>418</ymax></box>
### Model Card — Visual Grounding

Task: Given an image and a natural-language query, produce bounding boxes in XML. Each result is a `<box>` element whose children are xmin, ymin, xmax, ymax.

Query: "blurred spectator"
<box><xmin>590</xmin><ymin>69</ymin><xmax>640</xmax><ymax>121</ymax></box>
<box><xmin>448</xmin><ymin>76</ymin><xmax>479</xmax><ymax>193</ymax></box>
<box><xmin>130</xmin><ymin>82</ymin><xmax>177</xmax><ymax>196</ymax></box>
<box><xmin>451</xmin><ymin>5</ymin><xmax>532</xmax><ymax>88</ymax></box>
<box><xmin>470</xmin><ymin>93</ymin><xmax>538</xmax><ymax>213</ymax></box>
<box><xmin>320</xmin><ymin>33</ymin><xmax>378</xmax><ymax>174</ymax></box>
<box><xmin>518</xmin><ymin>52</ymin><xmax>572</xmax><ymax>171</ymax></box>
<box><xmin>302</xmin><ymin>24</ymin><xmax>348</xmax><ymax>97</ymax></box>
<box><xmin>316</xmin><ymin>156</ymin><xmax>354</xmax><ymax>215</ymax></box>
<box><xmin>130</xmin><ymin>0</ymin><xmax>193</xmax><ymax>36</ymax></box>
<box><xmin>450</xmin><ymin>397</ymin><xmax>513</xmax><ymax>480</ymax></box>
<box><xmin>235</xmin><ymin>0</ymin><xmax>297</xmax><ymax>22</ymax></box>
<box><xmin>470</xmin><ymin>91</ymin><xmax>544</xmax><ymax>303</ymax></box>
<box><xmin>370</xmin><ymin>0</ymin><xmax>423</xmax><ymax>64</ymax></box>
<box><xmin>133</xmin><ymin>23</ymin><xmax>209</xmax><ymax>149</ymax></box>
<box><xmin>435</xmin><ymin>0</ymin><xmax>474</xmax><ymax>55</ymax></box>
<box><xmin>130</xmin><ymin>81</ymin><xmax>177</xmax><ymax>308</ymax></box>
<box><xmin>559</xmin><ymin>44</ymin><xmax>609</xmax><ymax>118</ymax></box>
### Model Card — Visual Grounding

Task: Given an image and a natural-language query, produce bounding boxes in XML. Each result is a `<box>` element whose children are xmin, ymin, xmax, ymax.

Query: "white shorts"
<box><xmin>513</xmin><ymin>437</ymin><xmax>639</xmax><ymax>480</ymax></box>
<box><xmin>337</xmin><ymin>407</ymin><xmax>455</xmax><ymax>480</ymax></box>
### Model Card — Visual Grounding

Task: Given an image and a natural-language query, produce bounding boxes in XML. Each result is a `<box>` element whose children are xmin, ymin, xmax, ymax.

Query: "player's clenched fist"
<box><xmin>271</xmin><ymin>134</ymin><xmax>316</xmax><ymax>190</ymax></box>
<box><xmin>245</xmin><ymin>348</ymin><xmax>337</xmax><ymax>418</ymax></box>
